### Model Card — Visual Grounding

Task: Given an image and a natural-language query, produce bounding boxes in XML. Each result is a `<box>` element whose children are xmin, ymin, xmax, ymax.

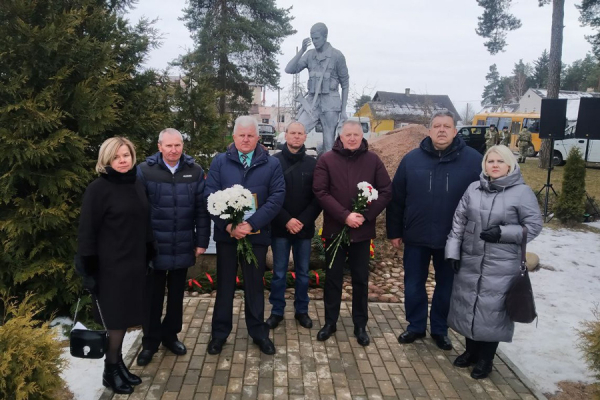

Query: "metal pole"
<box><xmin>277</xmin><ymin>87</ymin><xmax>281</xmax><ymax>131</ymax></box>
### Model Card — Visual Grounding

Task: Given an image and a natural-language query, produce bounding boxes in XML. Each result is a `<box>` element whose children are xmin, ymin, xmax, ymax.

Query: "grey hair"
<box><xmin>340</xmin><ymin>119</ymin><xmax>363</xmax><ymax>131</ymax></box>
<box><xmin>310</xmin><ymin>22</ymin><xmax>328</xmax><ymax>37</ymax></box>
<box><xmin>429</xmin><ymin>110</ymin><xmax>456</xmax><ymax>128</ymax></box>
<box><xmin>286</xmin><ymin>121</ymin><xmax>306</xmax><ymax>133</ymax></box>
<box><xmin>233</xmin><ymin>116</ymin><xmax>259</xmax><ymax>135</ymax></box>
<box><xmin>158</xmin><ymin>128</ymin><xmax>183</xmax><ymax>144</ymax></box>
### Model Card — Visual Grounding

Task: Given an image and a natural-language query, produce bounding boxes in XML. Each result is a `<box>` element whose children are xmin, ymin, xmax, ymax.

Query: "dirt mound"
<box><xmin>369</xmin><ymin>124</ymin><xmax>428</xmax><ymax>175</ymax></box>
<box><xmin>369</xmin><ymin>125</ymin><xmax>428</xmax><ymax>259</ymax></box>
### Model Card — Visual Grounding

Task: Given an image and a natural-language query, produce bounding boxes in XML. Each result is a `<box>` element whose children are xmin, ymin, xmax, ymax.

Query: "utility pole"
<box><xmin>277</xmin><ymin>87</ymin><xmax>281</xmax><ymax>132</ymax></box>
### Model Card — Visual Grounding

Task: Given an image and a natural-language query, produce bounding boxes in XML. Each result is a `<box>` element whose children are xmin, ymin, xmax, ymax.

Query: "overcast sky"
<box><xmin>126</xmin><ymin>0</ymin><xmax>594</xmax><ymax>116</ymax></box>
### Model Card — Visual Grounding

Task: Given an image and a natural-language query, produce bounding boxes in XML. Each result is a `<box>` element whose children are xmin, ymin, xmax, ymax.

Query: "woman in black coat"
<box><xmin>77</xmin><ymin>137</ymin><xmax>154</xmax><ymax>395</ymax></box>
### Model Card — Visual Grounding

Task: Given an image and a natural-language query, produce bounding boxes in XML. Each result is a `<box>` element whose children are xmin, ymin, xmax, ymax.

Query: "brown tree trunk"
<box><xmin>539</xmin><ymin>0</ymin><xmax>565</xmax><ymax>168</ymax></box>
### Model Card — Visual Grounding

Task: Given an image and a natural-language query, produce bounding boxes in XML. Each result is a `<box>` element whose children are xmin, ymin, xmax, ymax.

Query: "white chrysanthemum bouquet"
<box><xmin>207</xmin><ymin>184</ymin><xmax>258</xmax><ymax>267</ymax></box>
<box><xmin>327</xmin><ymin>181</ymin><xmax>379</xmax><ymax>268</ymax></box>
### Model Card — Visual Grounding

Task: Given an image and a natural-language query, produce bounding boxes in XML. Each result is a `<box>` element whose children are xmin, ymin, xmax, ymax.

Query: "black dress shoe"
<box><xmin>397</xmin><ymin>330</ymin><xmax>426</xmax><ymax>344</ymax></box>
<box><xmin>431</xmin><ymin>334</ymin><xmax>453</xmax><ymax>350</ymax></box>
<box><xmin>471</xmin><ymin>359</ymin><xmax>493</xmax><ymax>379</ymax></box>
<box><xmin>136</xmin><ymin>349</ymin><xmax>156</xmax><ymax>366</ymax></box>
<box><xmin>162</xmin><ymin>340</ymin><xmax>187</xmax><ymax>355</ymax></box>
<box><xmin>253</xmin><ymin>337</ymin><xmax>276</xmax><ymax>355</ymax></box>
<box><xmin>207</xmin><ymin>337</ymin><xmax>226</xmax><ymax>355</ymax></box>
<box><xmin>266</xmin><ymin>314</ymin><xmax>284</xmax><ymax>329</ymax></box>
<box><xmin>316</xmin><ymin>324</ymin><xmax>337</xmax><ymax>341</ymax></box>
<box><xmin>453</xmin><ymin>351</ymin><xmax>478</xmax><ymax>368</ymax></box>
<box><xmin>117</xmin><ymin>355</ymin><xmax>142</xmax><ymax>385</ymax></box>
<box><xmin>103</xmin><ymin>362</ymin><xmax>133</xmax><ymax>394</ymax></box>
<box><xmin>354</xmin><ymin>327</ymin><xmax>370</xmax><ymax>346</ymax></box>
<box><xmin>294</xmin><ymin>313</ymin><xmax>313</xmax><ymax>329</ymax></box>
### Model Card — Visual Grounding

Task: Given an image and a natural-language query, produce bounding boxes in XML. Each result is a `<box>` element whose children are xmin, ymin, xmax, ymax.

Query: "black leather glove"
<box><xmin>480</xmin><ymin>226</ymin><xmax>501</xmax><ymax>243</ymax></box>
<box><xmin>448</xmin><ymin>258</ymin><xmax>461</xmax><ymax>274</ymax></box>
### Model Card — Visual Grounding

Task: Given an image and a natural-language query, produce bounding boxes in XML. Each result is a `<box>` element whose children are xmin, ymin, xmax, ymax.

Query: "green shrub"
<box><xmin>555</xmin><ymin>147</ymin><xmax>586</xmax><ymax>225</ymax></box>
<box><xmin>0</xmin><ymin>294</ymin><xmax>65</xmax><ymax>400</ymax></box>
<box><xmin>578</xmin><ymin>305</ymin><xmax>600</xmax><ymax>385</ymax></box>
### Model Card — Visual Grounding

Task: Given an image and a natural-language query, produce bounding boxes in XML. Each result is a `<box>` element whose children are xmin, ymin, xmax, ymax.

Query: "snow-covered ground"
<box><xmin>52</xmin><ymin>320</ymin><xmax>140</xmax><ymax>400</ymax></box>
<box><xmin>500</xmin><ymin>224</ymin><xmax>600</xmax><ymax>394</ymax></box>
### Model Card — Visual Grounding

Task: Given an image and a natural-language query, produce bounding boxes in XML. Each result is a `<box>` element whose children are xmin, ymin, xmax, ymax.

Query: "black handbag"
<box><xmin>69</xmin><ymin>296</ymin><xmax>109</xmax><ymax>359</ymax></box>
<box><xmin>505</xmin><ymin>226</ymin><xmax>537</xmax><ymax>323</ymax></box>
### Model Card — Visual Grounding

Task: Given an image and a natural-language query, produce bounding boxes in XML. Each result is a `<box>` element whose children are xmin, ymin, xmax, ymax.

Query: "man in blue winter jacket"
<box><xmin>204</xmin><ymin>116</ymin><xmax>285</xmax><ymax>356</ymax></box>
<box><xmin>386</xmin><ymin>111</ymin><xmax>482</xmax><ymax>351</ymax></box>
<box><xmin>136</xmin><ymin>128</ymin><xmax>211</xmax><ymax>366</ymax></box>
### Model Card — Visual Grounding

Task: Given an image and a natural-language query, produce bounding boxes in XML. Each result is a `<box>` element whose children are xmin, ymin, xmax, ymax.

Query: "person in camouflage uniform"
<box><xmin>500</xmin><ymin>126</ymin><xmax>511</xmax><ymax>147</ymax></box>
<box><xmin>516</xmin><ymin>127</ymin><xmax>532</xmax><ymax>163</ymax></box>
<box><xmin>485</xmin><ymin>125</ymin><xmax>500</xmax><ymax>151</ymax></box>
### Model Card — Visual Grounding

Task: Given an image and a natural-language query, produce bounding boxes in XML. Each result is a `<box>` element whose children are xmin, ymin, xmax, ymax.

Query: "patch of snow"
<box><xmin>585</xmin><ymin>221</ymin><xmax>600</xmax><ymax>230</ymax></box>
<box><xmin>50</xmin><ymin>317</ymin><xmax>73</xmax><ymax>341</ymax></box>
<box><xmin>60</xmin><ymin>329</ymin><xmax>140</xmax><ymax>400</ymax></box>
<box><xmin>499</xmin><ymin>227</ymin><xmax>600</xmax><ymax>394</ymax></box>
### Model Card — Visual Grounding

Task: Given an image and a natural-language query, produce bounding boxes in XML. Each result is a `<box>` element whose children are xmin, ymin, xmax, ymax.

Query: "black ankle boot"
<box><xmin>117</xmin><ymin>355</ymin><xmax>142</xmax><ymax>385</ymax></box>
<box><xmin>103</xmin><ymin>362</ymin><xmax>134</xmax><ymax>394</ymax></box>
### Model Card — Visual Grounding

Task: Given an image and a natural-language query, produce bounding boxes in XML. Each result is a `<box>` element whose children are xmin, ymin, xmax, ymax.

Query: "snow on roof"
<box><xmin>369</xmin><ymin>91</ymin><xmax>460</xmax><ymax>120</ymax></box>
<box><xmin>529</xmin><ymin>89</ymin><xmax>600</xmax><ymax>120</ymax></box>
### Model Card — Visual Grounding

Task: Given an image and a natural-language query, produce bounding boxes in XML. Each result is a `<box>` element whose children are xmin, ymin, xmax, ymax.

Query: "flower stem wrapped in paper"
<box><xmin>207</xmin><ymin>184</ymin><xmax>259</xmax><ymax>267</ymax></box>
<box><xmin>327</xmin><ymin>181</ymin><xmax>379</xmax><ymax>269</ymax></box>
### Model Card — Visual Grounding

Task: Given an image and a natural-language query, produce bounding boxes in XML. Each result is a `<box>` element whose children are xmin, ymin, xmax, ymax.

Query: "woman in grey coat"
<box><xmin>445</xmin><ymin>145</ymin><xmax>542</xmax><ymax>379</ymax></box>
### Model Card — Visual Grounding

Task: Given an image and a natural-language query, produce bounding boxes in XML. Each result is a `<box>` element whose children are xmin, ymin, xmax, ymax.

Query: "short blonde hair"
<box><xmin>482</xmin><ymin>145</ymin><xmax>516</xmax><ymax>176</ymax></box>
<box><xmin>95</xmin><ymin>137</ymin><xmax>136</xmax><ymax>174</ymax></box>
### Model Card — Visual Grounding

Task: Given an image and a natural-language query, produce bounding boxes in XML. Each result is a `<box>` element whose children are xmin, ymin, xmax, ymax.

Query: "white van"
<box><xmin>553</xmin><ymin>123</ymin><xmax>600</xmax><ymax>165</ymax></box>
<box><xmin>305</xmin><ymin>117</ymin><xmax>372</xmax><ymax>151</ymax></box>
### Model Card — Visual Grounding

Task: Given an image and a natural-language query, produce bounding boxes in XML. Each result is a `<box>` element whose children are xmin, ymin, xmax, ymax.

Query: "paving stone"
<box><xmin>109</xmin><ymin>299</ymin><xmax>538</xmax><ymax>400</ymax></box>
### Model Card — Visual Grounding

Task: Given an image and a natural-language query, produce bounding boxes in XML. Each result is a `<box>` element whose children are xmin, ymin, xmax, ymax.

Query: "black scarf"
<box><xmin>101</xmin><ymin>166</ymin><xmax>137</xmax><ymax>184</ymax></box>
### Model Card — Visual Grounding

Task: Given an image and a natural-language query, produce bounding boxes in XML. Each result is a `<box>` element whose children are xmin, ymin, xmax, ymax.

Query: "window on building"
<box><xmin>262</xmin><ymin>118</ymin><xmax>269</xmax><ymax>124</ymax></box>
<box><xmin>278</xmin><ymin>115</ymin><xmax>285</xmax><ymax>123</ymax></box>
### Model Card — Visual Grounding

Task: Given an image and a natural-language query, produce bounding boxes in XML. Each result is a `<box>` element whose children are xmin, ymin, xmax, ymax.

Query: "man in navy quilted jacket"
<box><xmin>204</xmin><ymin>116</ymin><xmax>285</xmax><ymax>356</ymax></box>
<box><xmin>136</xmin><ymin>128</ymin><xmax>211</xmax><ymax>366</ymax></box>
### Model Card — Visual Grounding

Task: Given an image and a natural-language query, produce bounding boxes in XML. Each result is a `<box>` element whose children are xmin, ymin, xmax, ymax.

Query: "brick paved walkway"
<box><xmin>103</xmin><ymin>297</ymin><xmax>545</xmax><ymax>400</ymax></box>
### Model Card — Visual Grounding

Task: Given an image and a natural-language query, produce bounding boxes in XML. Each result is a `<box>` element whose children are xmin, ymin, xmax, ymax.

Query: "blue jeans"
<box><xmin>403</xmin><ymin>244</ymin><xmax>454</xmax><ymax>336</ymax></box>
<box><xmin>269</xmin><ymin>237</ymin><xmax>311</xmax><ymax>316</ymax></box>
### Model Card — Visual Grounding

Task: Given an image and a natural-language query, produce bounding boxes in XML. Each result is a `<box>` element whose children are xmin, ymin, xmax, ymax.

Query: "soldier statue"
<box><xmin>517</xmin><ymin>127</ymin><xmax>532</xmax><ymax>163</ymax></box>
<box><xmin>285</xmin><ymin>23</ymin><xmax>349</xmax><ymax>153</ymax></box>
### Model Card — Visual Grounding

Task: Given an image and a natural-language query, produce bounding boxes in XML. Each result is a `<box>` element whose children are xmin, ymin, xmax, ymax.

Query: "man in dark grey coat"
<box><xmin>136</xmin><ymin>128</ymin><xmax>211</xmax><ymax>366</ymax></box>
<box><xmin>387</xmin><ymin>111</ymin><xmax>482</xmax><ymax>351</ymax></box>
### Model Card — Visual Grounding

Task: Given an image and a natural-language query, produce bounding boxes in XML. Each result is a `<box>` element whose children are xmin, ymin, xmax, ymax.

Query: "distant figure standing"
<box><xmin>500</xmin><ymin>126</ymin><xmax>511</xmax><ymax>147</ymax></box>
<box><xmin>285</xmin><ymin>22</ymin><xmax>349</xmax><ymax>154</ymax></box>
<box><xmin>485</xmin><ymin>124</ymin><xmax>500</xmax><ymax>151</ymax></box>
<box><xmin>517</xmin><ymin>127</ymin><xmax>532</xmax><ymax>163</ymax></box>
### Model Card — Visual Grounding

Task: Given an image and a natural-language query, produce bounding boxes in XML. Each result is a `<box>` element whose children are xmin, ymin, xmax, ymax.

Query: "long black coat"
<box><xmin>271</xmin><ymin>145</ymin><xmax>321</xmax><ymax>239</ymax></box>
<box><xmin>77</xmin><ymin>168</ymin><xmax>153</xmax><ymax>329</ymax></box>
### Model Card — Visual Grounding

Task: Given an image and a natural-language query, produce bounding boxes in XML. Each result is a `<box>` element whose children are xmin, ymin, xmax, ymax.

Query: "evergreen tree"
<box><xmin>475</xmin><ymin>0</ymin><xmax>522</xmax><ymax>54</ymax></box>
<box><xmin>555</xmin><ymin>147</ymin><xmax>586</xmax><ymax>226</ymax></box>
<box><xmin>0</xmin><ymin>0</ymin><xmax>172</xmax><ymax>316</ymax></box>
<box><xmin>181</xmin><ymin>0</ymin><xmax>296</xmax><ymax>117</ymax></box>
<box><xmin>561</xmin><ymin>54</ymin><xmax>600</xmax><ymax>91</ymax></box>
<box><xmin>482</xmin><ymin>64</ymin><xmax>505</xmax><ymax>105</ymax></box>
<box><xmin>577</xmin><ymin>0</ymin><xmax>600</xmax><ymax>59</ymax></box>
<box><xmin>532</xmin><ymin>49</ymin><xmax>550</xmax><ymax>88</ymax></box>
<box><xmin>509</xmin><ymin>59</ymin><xmax>532</xmax><ymax>100</ymax></box>
<box><xmin>354</xmin><ymin>95</ymin><xmax>372</xmax><ymax>113</ymax></box>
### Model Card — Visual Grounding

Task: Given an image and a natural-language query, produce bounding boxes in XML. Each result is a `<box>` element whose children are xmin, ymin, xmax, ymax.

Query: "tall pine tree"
<box><xmin>482</xmin><ymin>64</ymin><xmax>505</xmax><ymax>105</ymax></box>
<box><xmin>0</xmin><ymin>0</ymin><xmax>172</xmax><ymax>316</ymax></box>
<box><xmin>532</xmin><ymin>49</ymin><xmax>550</xmax><ymax>88</ymax></box>
<box><xmin>181</xmin><ymin>0</ymin><xmax>296</xmax><ymax>117</ymax></box>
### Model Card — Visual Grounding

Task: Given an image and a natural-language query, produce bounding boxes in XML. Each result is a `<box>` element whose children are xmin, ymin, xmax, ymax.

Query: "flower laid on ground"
<box><xmin>207</xmin><ymin>185</ymin><xmax>258</xmax><ymax>267</ymax></box>
<box><xmin>327</xmin><ymin>182</ymin><xmax>379</xmax><ymax>268</ymax></box>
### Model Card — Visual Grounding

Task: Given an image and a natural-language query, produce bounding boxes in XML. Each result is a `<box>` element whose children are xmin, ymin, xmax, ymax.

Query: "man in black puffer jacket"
<box><xmin>387</xmin><ymin>111</ymin><xmax>482</xmax><ymax>351</ymax></box>
<box><xmin>136</xmin><ymin>128</ymin><xmax>210</xmax><ymax>366</ymax></box>
<box><xmin>266</xmin><ymin>122</ymin><xmax>321</xmax><ymax>331</ymax></box>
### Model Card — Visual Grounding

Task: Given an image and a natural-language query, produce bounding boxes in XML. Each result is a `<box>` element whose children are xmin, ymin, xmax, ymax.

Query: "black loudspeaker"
<box><xmin>539</xmin><ymin>99</ymin><xmax>567</xmax><ymax>139</ymax></box>
<box><xmin>575</xmin><ymin>98</ymin><xmax>600</xmax><ymax>139</ymax></box>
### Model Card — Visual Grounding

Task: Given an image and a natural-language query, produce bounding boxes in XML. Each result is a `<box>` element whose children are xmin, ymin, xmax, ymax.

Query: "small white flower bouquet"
<box><xmin>207</xmin><ymin>184</ymin><xmax>258</xmax><ymax>267</ymax></box>
<box><xmin>327</xmin><ymin>181</ymin><xmax>379</xmax><ymax>269</ymax></box>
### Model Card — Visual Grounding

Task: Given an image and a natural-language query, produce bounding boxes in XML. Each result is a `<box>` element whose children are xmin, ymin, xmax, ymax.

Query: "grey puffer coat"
<box><xmin>445</xmin><ymin>164</ymin><xmax>542</xmax><ymax>342</ymax></box>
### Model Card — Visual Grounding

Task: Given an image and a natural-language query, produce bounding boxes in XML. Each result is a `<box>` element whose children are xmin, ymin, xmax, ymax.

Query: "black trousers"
<box><xmin>142</xmin><ymin>268</ymin><xmax>187</xmax><ymax>351</ymax></box>
<box><xmin>324</xmin><ymin>239</ymin><xmax>371</xmax><ymax>327</ymax></box>
<box><xmin>466</xmin><ymin>338</ymin><xmax>499</xmax><ymax>361</ymax></box>
<box><xmin>212</xmin><ymin>242</ymin><xmax>269</xmax><ymax>341</ymax></box>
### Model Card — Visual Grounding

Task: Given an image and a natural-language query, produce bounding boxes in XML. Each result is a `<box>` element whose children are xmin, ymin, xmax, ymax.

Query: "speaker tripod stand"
<box><xmin>536</xmin><ymin>138</ymin><xmax>558</xmax><ymax>223</ymax></box>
